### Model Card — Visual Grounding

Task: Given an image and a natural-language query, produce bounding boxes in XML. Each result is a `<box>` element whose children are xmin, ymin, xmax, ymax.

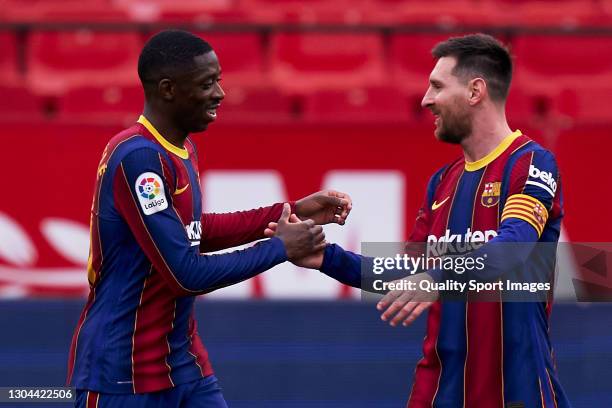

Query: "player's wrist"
<box><xmin>267</xmin><ymin>236</ymin><xmax>289</xmax><ymax>262</ymax></box>
<box><xmin>319</xmin><ymin>244</ymin><xmax>337</xmax><ymax>272</ymax></box>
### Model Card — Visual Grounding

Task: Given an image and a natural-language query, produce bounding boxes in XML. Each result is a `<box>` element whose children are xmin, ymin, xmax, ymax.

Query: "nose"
<box><xmin>213</xmin><ymin>81</ymin><xmax>225</xmax><ymax>101</ymax></box>
<box><xmin>421</xmin><ymin>87</ymin><xmax>433</xmax><ymax>109</ymax></box>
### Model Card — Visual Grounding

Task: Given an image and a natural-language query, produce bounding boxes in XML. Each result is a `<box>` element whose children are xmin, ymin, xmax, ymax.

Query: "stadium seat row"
<box><xmin>0</xmin><ymin>83</ymin><xmax>608</xmax><ymax>126</ymax></box>
<box><xmin>1</xmin><ymin>0</ymin><xmax>611</xmax><ymax>27</ymax></box>
<box><xmin>3</xmin><ymin>30</ymin><xmax>612</xmax><ymax>97</ymax></box>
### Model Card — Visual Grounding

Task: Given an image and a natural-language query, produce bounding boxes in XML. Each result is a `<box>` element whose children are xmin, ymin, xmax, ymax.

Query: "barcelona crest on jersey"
<box><xmin>481</xmin><ymin>181</ymin><xmax>501</xmax><ymax>207</ymax></box>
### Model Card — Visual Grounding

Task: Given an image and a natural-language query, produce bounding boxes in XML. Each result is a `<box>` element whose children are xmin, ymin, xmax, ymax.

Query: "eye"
<box><xmin>202</xmin><ymin>78</ymin><xmax>222</xmax><ymax>90</ymax></box>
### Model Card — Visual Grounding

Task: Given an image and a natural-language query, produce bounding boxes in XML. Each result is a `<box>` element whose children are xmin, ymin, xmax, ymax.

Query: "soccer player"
<box><xmin>67</xmin><ymin>30</ymin><xmax>351</xmax><ymax>408</ymax></box>
<box><xmin>268</xmin><ymin>34</ymin><xmax>571</xmax><ymax>407</ymax></box>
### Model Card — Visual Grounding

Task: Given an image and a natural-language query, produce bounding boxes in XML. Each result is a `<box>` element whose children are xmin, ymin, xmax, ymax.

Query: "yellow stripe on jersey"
<box><xmin>501</xmin><ymin>194</ymin><xmax>549</xmax><ymax>237</ymax></box>
<box><xmin>138</xmin><ymin>115</ymin><xmax>189</xmax><ymax>159</ymax></box>
<box><xmin>465</xmin><ymin>130</ymin><xmax>522</xmax><ymax>171</ymax></box>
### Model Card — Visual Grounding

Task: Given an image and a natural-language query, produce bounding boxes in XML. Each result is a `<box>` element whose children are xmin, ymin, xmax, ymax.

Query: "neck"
<box><xmin>142</xmin><ymin>104</ymin><xmax>187</xmax><ymax>148</ymax></box>
<box><xmin>461</xmin><ymin>108</ymin><xmax>512</xmax><ymax>163</ymax></box>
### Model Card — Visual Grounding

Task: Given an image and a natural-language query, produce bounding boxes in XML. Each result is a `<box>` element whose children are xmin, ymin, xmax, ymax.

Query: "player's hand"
<box><xmin>376</xmin><ymin>273</ymin><xmax>438</xmax><ymax>327</ymax></box>
<box><xmin>274</xmin><ymin>203</ymin><xmax>326</xmax><ymax>261</ymax></box>
<box><xmin>265</xmin><ymin>213</ymin><xmax>326</xmax><ymax>269</ymax></box>
<box><xmin>294</xmin><ymin>190</ymin><xmax>352</xmax><ymax>225</ymax></box>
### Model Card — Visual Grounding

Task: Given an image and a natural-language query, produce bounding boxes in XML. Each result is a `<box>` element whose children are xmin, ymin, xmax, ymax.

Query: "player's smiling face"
<box><xmin>173</xmin><ymin>50</ymin><xmax>225</xmax><ymax>133</ymax></box>
<box><xmin>421</xmin><ymin>56</ymin><xmax>472</xmax><ymax>144</ymax></box>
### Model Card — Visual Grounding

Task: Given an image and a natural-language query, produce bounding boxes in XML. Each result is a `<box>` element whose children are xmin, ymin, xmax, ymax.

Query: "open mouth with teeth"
<box><xmin>206</xmin><ymin>105</ymin><xmax>220</xmax><ymax>120</ymax></box>
<box><xmin>432</xmin><ymin>113</ymin><xmax>440</xmax><ymax>126</ymax></box>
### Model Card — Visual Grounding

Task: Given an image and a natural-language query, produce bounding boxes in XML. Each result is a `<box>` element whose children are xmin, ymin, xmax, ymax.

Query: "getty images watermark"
<box><xmin>360</xmin><ymin>242</ymin><xmax>611</xmax><ymax>302</ymax></box>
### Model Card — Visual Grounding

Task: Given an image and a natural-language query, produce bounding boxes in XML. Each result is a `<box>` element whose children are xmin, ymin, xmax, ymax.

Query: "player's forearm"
<box><xmin>199</xmin><ymin>202</ymin><xmax>295</xmax><ymax>252</ymax></box>
<box><xmin>320</xmin><ymin>244</ymin><xmax>363</xmax><ymax>288</ymax></box>
<box><xmin>320</xmin><ymin>244</ymin><xmax>422</xmax><ymax>292</ymax></box>
<box><xmin>175</xmin><ymin>237</ymin><xmax>288</xmax><ymax>294</ymax></box>
<box><xmin>118</xmin><ymin>199</ymin><xmax>288</xmax><ymax>295</ymax></box>
<box><xmin>132</xmin><ymin>219</ymin><xmax>287</xmax><ymax>296</ymax></box>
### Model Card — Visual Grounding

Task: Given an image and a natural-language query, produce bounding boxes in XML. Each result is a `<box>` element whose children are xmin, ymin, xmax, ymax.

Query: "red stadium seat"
<box><xmin>193</xmin><ymin>32</ymin><xmax>265</xmax><ymax>86</ymax></box>
<box><xmin>389</xmin><ymin>33</ymin><xmax>457</xmax><ymax>94</ymax></box>
<box><xmin>240</xmin><ymin>0</ymin><xmax>360</xmax><ymax>24</ymax></box>
<box><xmin>0</xmin><ymin>32</ymin><xmax>20</xmax><ymax>85</ymax></box>
<box><xmin>59</xmin><ymin>86</ymin><xmax>143</xmax><ymax>113</ymax></box>
<box><xmin>302</xmin><ymin>86</ymin><xmax>410</xmax><ymax>123</ymax></box>
<box><xmin>482</xmin><ymin>0</ymin><xmax>599</xmax><ymax>27</ymax></box>
<box><xmin>556</xmin><ymin>87</ymin><xmax>612</xmax><ymax>125</ymax></box>
<box><xmin>505</xmin><ymin>87</ymin><xmax>554</xmax><ymax>126</ymax></box>
<box><xmin>26</xmin><ymin>30</ymin><xmax>142</xmax><ymax>94</ymax></box>
<box><xmin>358</xmin><ymin>0</ymin><xmax>498</xmax><ymax>25</ymax></box>
<box><xmin>1</xmin><ymin>0</ymin><xmax>125</xmax><ymax>22</ymax></box>
<box><xmin>512</xmin><ymin>35</ymin><xmax>612</xmax><ymax>93</ymax></box>
<box><xmin>218</xmin><ymin>85</ymin><xmax>295</xmax><ymax>122</ymax></box>
<box><xmin>513</xmin><ymin>35</ymin><xmax>612</xmax><ymax>77</ymax></box>
<box><xmin>58</xmin><ymin>86</ymin><xmax>143</xmax><ymax>124</ymax></box>
<box><xmin>0</xmin><ymin>86</ymin><xmax>44</xmax><ymax>120</ymax></box>
<box><xmin>113</xmin><ymin>0</ymin><xmax>236</xmax><ymax>22</ymax></box>
<box><xmin>159</xmin><ymin>9</ymin><xmax>253</xmax><ymax>24</ymax></box>
<box><xmin>270</xmin><ymin>32</ymin><xmax>385</xmax><ymax>92</ymax></box>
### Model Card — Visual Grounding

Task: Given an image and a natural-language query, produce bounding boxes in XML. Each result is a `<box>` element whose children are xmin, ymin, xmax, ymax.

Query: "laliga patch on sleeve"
<box><xmin>135</xmin><ymin>172</ymin><xmax>168</xmax><ymax>215</ymax></box>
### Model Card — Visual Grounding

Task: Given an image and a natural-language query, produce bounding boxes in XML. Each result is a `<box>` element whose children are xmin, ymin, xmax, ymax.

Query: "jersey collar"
<box><xmin>137</xmin><ymin>115</ymin><xmax>189</xmax><ymax>160</ymax></box>
<box><xmin>464</xmin><ymin>130</ymin><xmax>522</xmax><ymax>172</ymax></box>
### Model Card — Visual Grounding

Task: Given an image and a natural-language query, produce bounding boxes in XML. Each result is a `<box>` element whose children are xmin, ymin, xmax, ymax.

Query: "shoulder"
<box><xmin>106</xmin><ymin>132</ymin><xmax>170</xmax><ymax>170</ymax></box>
<box><xmin>507</xmin><ymin>137</ymin><xmax>558</xmax><ymax>170</ymax></box>
<box><xmin>503</xmin><ymin>137</ymin><xmax>559</xmax><ymax>184</ymax></box>
<box><xmin>503</xmin><ymin>137</ymin><xmax>560</xmax><ymax>205</ymax></box>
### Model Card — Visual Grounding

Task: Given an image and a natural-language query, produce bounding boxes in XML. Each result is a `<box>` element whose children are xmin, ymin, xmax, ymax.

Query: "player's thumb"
<box><xmin>278</xmin><ymin>202</ymin><xmax>291</xmax><ymax>224</ymax></box>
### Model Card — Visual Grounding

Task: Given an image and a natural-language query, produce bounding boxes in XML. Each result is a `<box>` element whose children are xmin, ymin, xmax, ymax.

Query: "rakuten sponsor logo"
<box><xmin>427</xmin><ymin>228</ymin><xmax>497</xmax><ymax>256</ymax></box>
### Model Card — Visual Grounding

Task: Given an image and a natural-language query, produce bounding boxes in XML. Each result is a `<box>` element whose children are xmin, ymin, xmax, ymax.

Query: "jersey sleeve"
<box><xmin>199</xmin><ymin>202</ymin><xmax>296</xmax><ymax>252</ymax></box>
<box><xmin>500</xmin><ymin>149</ymin><xmax>561</xmax><ymax>238</ymax></box>
<box><xmin>113</xmin><ymin>147</ymin><xmax>288</xmax><ymax>296</ymax></box>
<box><xmin>320</xmin><ymin>244</ymin><xmax>363</xmax><ymax>288</ymax></box>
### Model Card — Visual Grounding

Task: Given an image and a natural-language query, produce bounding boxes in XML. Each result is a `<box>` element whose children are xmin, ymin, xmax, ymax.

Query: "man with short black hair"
<box><xmin>67</xmin><ymin>29</ymin><xmax>351</xmax><ymax>408</ymax></box>
<box><xmin>275</xmin><ymin>33</ymin><xmax>571</xmax><ymax>407</ymax></box>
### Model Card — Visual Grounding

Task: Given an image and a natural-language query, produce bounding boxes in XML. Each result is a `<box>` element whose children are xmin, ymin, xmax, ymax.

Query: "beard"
<box><xmin>434</xmin><ymin>104</ymin><xmax>472</xmax><ymax>145</ymax></box>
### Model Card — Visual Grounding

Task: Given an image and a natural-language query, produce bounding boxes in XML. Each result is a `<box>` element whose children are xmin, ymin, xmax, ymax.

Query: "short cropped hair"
<box><xmin>432</xmin><ymin>33</ymin><xmax>513</xmax><ymax>102</ymax></box>
<box><xmin>138</xmin><ymin>30</ymin><xmax>213</xmax><ymax>85</ymax></box>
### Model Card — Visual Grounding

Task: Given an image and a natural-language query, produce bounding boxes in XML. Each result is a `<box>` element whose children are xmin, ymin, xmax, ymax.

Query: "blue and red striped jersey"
<box><xmin>321</xmin><ymin>131</ymin><xmax>571</xmax><ymax>407</ymax></box>
<box><xmin>67</xmin><ymin>115</ymin><xmax>289</xmax><ymax>394</ymax></box>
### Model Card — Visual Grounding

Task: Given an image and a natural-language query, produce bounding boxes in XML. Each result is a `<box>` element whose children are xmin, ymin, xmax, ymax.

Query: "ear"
<box><xmin>468</xmin><ymin>77</ymin><xmax>487</xmax><ymax>106</ymax></box>
<box><xmin>158</xmin><ymin>78</ymin><xmax>175</xmax><ymax>101</ymax></box>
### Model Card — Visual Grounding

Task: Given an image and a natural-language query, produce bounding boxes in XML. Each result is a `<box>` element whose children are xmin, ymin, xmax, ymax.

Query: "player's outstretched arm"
<box><xmin>200</xmin><ymin>190</ymin><xmax>352</xmax><ymax>252</ymax></box>
<box><xmin>115</xmin><ymin>148</ymin><xmax>324</xmax><ymax>296</ymax></box>
<box><xmin>266</xmin><ymin>216</ymin><xmax>439</xmax><ymax>328</ymax></box>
